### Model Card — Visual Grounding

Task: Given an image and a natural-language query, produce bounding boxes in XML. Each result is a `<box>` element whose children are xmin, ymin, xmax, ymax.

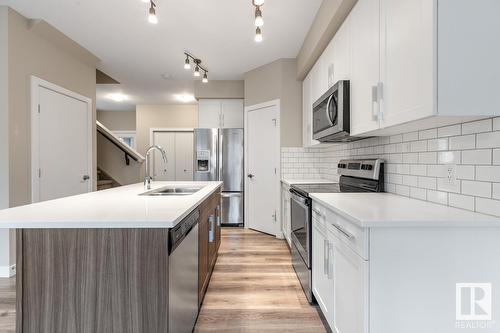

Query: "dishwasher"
<box><xmin>169</xmin><ymin>209</ymin><xmax>199</xmax><ymax>333</ymax></box>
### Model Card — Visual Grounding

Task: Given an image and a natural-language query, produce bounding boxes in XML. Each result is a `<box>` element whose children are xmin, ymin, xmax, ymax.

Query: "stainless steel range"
<box><xmin>289</xmin><ymin>159</ymin><xmax>384</xmax><ymax>303</ymax></box>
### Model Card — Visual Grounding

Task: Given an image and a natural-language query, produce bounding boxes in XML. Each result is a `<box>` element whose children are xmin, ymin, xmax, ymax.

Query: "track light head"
<box><xmin>255</xmin><ymin>27</ymin><xmax>263</xmax><ymax>42</ymax></box>
<box><xmin>148</xmin><ymin>1</ymin><xmax>158</xmax><ymax>24</ymax></box>
<box><xmin>253</xmin><ymin>0</ymin><xmax>265</xmax><ymax>6</ymax></box>
<box><xmin>184</xmin><ymin>56</ymin><xmax>191</xmax><ymax>70</ymax></box>
<box><xmin>255</xmin><ymin>7</ymin><xmax>264</xmax><ymax>27</ymax></box>
<box><xmin>202</xmin><ymin>72</ymin><xmax>208</xmax><ymax>83</ymax></box>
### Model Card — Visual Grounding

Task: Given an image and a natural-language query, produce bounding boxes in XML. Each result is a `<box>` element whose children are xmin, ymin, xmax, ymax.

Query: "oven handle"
<box><xmin>289</xmin><ymin>190</ymin><xmax>310</xmax><ymax>208</ymax></box>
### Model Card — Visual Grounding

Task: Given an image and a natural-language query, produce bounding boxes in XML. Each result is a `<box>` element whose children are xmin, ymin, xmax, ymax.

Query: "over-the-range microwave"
<box><xmin>312</xmin><ymin>80</ymin><xmax>361</xmax><ymax>142</ymax></box>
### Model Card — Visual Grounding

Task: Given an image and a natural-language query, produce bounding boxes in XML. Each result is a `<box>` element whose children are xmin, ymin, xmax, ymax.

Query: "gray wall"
<box><xmin>97</xmin><ymin>110</ymin><xmax>136</xmax><ymax>131</ymax></box>
<box><xmin>244</xmin><ymin>59</ymin><xmax>303</xmax><ymax>147</ymax></box>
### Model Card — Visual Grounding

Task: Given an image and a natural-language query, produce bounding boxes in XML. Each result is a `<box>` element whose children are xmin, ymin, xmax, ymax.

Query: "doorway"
<box><xmin>31</xmin><ymin>77</ymin><xmax>93</xmax><ymax>203</ymax></box>
<box><xmin>150</xmin><ymin>129</ymin><xmax>194</xmax><ymax>181</ymax></box>
<box><xmin>244</xmin><ymin>100</ymin><xmax>281</xmax><ymax>236</ymax></box>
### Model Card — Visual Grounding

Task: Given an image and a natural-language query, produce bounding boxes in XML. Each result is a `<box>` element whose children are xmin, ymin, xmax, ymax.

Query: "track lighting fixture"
<box><xmin>148</xmin><ymin>1</ymin><xmax>158</xmax><ymax>24</ymax></box>
<box><xmin>252</xmin><ymin>1</ymin><xmax>264</xmax><ymax>42</ymax></box>
<box><xmin>255</xmin><ymin>27</ymin><xmax>263</xmax><ymax>42</ymax></box>
<box><xmin>183</xmin><ymin>52</ymin><xmax>209</xmax><ymax>82</ymax></box>
<box><xmin>255</xmin><ymin>6</ymin><xmax>264</xmax><ymax>27</ymax></box>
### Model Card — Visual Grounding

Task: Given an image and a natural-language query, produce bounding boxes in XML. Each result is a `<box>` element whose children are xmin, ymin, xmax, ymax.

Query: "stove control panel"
<box><xmin>337</xmin><ymin>159</ymin><xmax>384</xmax><ymax>180</ymax></box>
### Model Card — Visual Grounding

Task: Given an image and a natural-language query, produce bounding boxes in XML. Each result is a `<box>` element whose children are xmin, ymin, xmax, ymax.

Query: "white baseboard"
<box><xmin>0</xmin><ymin>264</ymin><xmax>16</xmax><ymax>277</ymax></box>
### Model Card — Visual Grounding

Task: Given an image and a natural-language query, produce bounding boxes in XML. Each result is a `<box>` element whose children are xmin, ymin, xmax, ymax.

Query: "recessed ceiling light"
<box><xmin>253</xmin><ymin>0</ymin><xmax>264</xmax><ymax>5</ymax></box>
<box><xmin>107</xmin><ymin>93</ymin><xmax>128</xmax><ymax>102</ymax></box>
<box><xmin>175</xmin><ymin>94</ymin><xmax>195</xmax><ymax>103</ymax></box>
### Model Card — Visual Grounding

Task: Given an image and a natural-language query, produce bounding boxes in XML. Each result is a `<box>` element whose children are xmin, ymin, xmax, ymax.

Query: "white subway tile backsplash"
<box><xmin>462</xmin><ymin>119</ymin><xmax>492</xmax><ymax>134</ymax></box>
<box><xmin>475</xmin><ymin>166</ymin><xmax>500</xmax><ymax>182</ymax></box>
<box><xmin>462</xmin><ymin>180</ymin><xmax>491</xmax><ymax>198</ymax></box>
<box><xmin>282</xmin><ymin>117</ymin><xmax>500</xmax><ymax>217</ymax></box>
<box><xmin>449</xmin><ymin>193</ymin><xmax>475</xmax><ymax>211</ymax></box>
<box><xmin>476</xmin><ymin>197</ymin><xmax>500</xmax><ymax>217</ymax></box>
<box><xmin>419</xmin><ymin>128</ymin><xmax>437</xmax><ymax>140</ymax></box>
<box><xmin>462</xmin><ymin>150</ymin><xmax>492</xmax><ymax>165</ymax></box>
<box><xmin>438</xmin><ymin>124</ymin><xmax>461</xmax><ymax>138</ymax></box>
<box><xmin>449</xmin><ymin>135</ymin><xmax>476</xmax><ymax>150</ymax></box>
<box><xmin>477</xmin><ymin>131</ymin><xmax>500</xmax><ymax>149</ymax></box>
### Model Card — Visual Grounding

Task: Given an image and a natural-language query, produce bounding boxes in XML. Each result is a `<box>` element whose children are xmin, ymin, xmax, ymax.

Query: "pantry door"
<box><xmin>31</xmin><ymin>77</ymin><xmax>93</xmax><ymax>203</ymax></box>
<box><xmin>152</xmin><ymin>130</ymin><xmax>194</xmax><ymax>181</ymax></box>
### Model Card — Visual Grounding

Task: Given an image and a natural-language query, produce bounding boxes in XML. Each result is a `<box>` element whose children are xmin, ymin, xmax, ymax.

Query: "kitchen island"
<box><xmin>0</xmin><ymin>181</ymin><xmax>223</xmax><ymax>333</ymax></box>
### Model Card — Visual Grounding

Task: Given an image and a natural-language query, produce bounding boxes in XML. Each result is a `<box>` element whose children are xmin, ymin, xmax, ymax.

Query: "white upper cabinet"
<box><xmin>332</xmin><ymin>18</ymin><xmax>351</xmax><ymax>85</ymax></box>
<box><xmin>198</xmin><ymin>99</ymin><xmax>244</xmax><ymax>128</ymax></box>
<box><xmin>302</xmin><ymin>73</ymin><xmax>320</xmax><ymax>147</ymax></box>
<box><xmin>379</xmin><ymin>0</ymin><xmax>435</xmax><ymax>128</ymax></box>
<box><xmin>349</xmin><ymin>0</ymin><xmax>381</xmax><ymax>136</ymax></box>
<box><xmin>220</xmin><ymin>99</ymin><xmax>244</xmax><ymax>128</ymax></box>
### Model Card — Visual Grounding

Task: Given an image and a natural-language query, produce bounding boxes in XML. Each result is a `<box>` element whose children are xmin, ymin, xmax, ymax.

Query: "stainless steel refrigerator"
<box><xmin>194</xmin><ymin>128</ymin><xmax>244</xmax><ymax>226</ymax></box>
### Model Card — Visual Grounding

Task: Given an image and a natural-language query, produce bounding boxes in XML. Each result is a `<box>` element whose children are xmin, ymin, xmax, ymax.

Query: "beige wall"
<box><xmin>136</xmin><ymin>104</ymin><xmax>198</xmax><ymax>157</ymax></box>
<box><xmin>194</xmin><ymin>80</ymin><xmax>244</xmax><ymax>99</ymax></box>
<box><xmin>244</xmin><ymin>58</ymin><xmax>303</xmax><ymax>147</ymax></box>
<box><xmin>2</xmin><ymin>7</ymin><xmax>97</xmax><ymax>270</ymax></box>
<box><xmin>296</xmin><ymin>0</ymin><xmax>357</xmax><ymax>79</ymax></box>
<box><xmin>97</xmin><ymin>110</ymin><xmax>136</xmax><ymax>131</ymax></box>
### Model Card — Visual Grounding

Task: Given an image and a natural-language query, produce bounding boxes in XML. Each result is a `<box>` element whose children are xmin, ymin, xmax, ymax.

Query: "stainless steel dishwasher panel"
<box><xmin>169</xmin><ymin>223</ymin><xmax>199</xmax><ymax>333</ymax></box>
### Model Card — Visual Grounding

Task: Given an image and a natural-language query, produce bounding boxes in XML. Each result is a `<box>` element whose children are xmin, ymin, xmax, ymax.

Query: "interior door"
<box><xmin>349</xmin><ymin>0</ymin><xmax>381</xmax><ymax>135</ymax></box>
<box><xmin>153</xmin><ymin>132</ymin><xmax>176</xmax><ymax>180</ymax></box>
<box><xmin>37</xmin><ymin>86</ymin><xmax>91</xmax><ymax>202</ymax></box>
<box><xmin>246</xmin><ymin>104</ymin><xmax>278</xmax><ymax>235</ymax></box>
<box><xmin>175</xmin><ymin>132</ymin><xmax>194</xmax><ymax>181</ymax></box>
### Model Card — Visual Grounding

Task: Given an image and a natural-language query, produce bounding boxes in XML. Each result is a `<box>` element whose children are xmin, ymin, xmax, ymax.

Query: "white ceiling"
<box><xmin>1</xmin><ymin>0</ymin><xmax>322</xmax><ymax>110</ymax></box>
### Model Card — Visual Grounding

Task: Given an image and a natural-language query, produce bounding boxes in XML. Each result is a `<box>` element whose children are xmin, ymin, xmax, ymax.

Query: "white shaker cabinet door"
<box><xmin>302</xmin><ymin>74</ymin><xmax>320</xmax><ymax>147</ymax></box>
<box><xmin>349</xmin><ymin>0</ymin><xmax>381</xmax><ymax>136</ymax></box>
<box><xmin>329</xmin><ymin>231</ymin><xmax>369</xmax><ymax>333</ymax></box>
<box><xmin>332</xmin><ymin>17</ymin><xmax>351</xmax><ymax>85</ymax></box>
<box><xmin>221</xmin><ymin>99</ymin><xmax>244</xmax><ymax>128</ymax></box>
<box><xmin>379</xmin><ymin>0</ymin><xmax>435</xmax><ymax>128</ymax></box>
<box><xmin>198</xmin><ymin>99</ymin><xmax>222</xmax><ymax>128</ymax></box>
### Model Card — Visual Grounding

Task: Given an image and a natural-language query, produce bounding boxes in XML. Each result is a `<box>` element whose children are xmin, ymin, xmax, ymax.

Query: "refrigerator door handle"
<box><xmin>218</xmin><ymin>131</ymin><xmax>223</xmax><ymax>186</ymax></box>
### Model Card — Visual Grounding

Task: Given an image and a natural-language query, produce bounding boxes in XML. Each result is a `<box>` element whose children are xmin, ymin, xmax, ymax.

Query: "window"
<box><xmin>113</xmin><ymin>131</ymin><xmax>137</xmax><ymax>150</ymax></box>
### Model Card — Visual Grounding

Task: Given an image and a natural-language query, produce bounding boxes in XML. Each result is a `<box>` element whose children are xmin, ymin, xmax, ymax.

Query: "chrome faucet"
<box><xmin>144</xmin><ymin>145</ymin><xmax>168</xmax><ymax>190</ymax></box>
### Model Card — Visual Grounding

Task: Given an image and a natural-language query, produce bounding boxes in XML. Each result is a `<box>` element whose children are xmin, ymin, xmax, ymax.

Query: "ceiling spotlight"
<box><xmin>184</xmin><ymin>56</ymin><xmax>191</xmax><ymax>70</ymax></box>
<box><xmin>194</xmin><ymin>66</ymin><xmax>200</xmax><ymax>77</ymax></box>
<box><xmin>202</xmin><ymin>72</ymin><xmax>208</xmax><ymax>83</ymax></box>
<box><xmin>107</xmin><ymin>93</ymin><xmax>128</xmax><ymax>102</ymax></box>
<box><xmin>253</xmin><ymin>0</ymin><xmax>264</xmax><ymax>5</ymax></box>
<box><xmin>255</xmin><ymin>7</ymin><xmax>264</xmax><ymax>27</ymax></box>
<box><xmin>255</xmin><ymin>27</ymin><xmax>263</xmax><ymax>42</ymax></box>
<box><xmin>148</xmin><ymin>1</ymin><xmax>158</xmax><ymax>24</ymax></box>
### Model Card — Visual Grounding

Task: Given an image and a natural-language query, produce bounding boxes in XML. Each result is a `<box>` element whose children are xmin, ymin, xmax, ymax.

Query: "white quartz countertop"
<box><xmin>310</xmin><ymin>192</ymin><xmax>500</xmax><ymax>227</ymax></box>
<box><xmin>281</xmin><ymin>178</ymin><xmax>335</xmax><ymax>186</ymax></box>
<box><xmin>0</xmin><ymin>181</ymin><xmax>222</xmax><ymax>229</ymax></box>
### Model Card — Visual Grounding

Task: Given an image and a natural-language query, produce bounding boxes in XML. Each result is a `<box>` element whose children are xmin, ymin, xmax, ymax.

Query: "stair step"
<box><xmin>97</xmin><ymin>180</ymin><xmax>113</xmax><ymax>186</ymax></box>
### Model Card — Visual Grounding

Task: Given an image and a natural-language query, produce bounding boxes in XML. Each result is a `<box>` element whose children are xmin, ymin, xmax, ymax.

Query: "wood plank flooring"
<box><xmin>0</xmin><ymin>228</ymin><xmax>326</xmax><ymax>333</ymax></box>
<box><xmin>194</xmin><ymin>228</ymin><xmax>326</xmax><ymax>333</ymax></box>
<box><xmin>0</xmin><ymin>277</ymin><xmax>15</xmax><ymax>333</ymax></box>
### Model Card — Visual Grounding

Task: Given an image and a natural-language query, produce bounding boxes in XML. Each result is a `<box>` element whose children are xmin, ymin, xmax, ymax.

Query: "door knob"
<box><xmin>247</xmin><ymin>173</ymin><xmax>254</xmax><ymax>179</ymax></box>
<box><xmin>82</xmin><ymin>175</ymin><xmax>90</xmax><ymax>181</ymax></box>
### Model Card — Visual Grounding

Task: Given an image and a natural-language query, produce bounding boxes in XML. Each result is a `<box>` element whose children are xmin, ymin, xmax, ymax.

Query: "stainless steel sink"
<box><xmin>140</xmin><ymin>185</ymin><xmax>204</xmax><ymax>196</ymax></box>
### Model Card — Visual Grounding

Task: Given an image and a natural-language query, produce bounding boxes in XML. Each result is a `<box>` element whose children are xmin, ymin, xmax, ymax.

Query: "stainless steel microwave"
<box><xmin>312</xmin><ymin>80</ymin><xmax>354</xmax><ymax>142</ymax></box>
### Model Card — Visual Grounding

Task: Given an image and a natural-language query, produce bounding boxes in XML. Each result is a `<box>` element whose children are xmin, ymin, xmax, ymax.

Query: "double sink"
<box><xmin>140</xmin><ymin>185</ymin><xmax>204</xmax><ymax>196</ymax></box>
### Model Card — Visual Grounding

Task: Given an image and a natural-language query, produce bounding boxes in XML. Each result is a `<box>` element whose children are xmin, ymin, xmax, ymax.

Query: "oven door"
<box><xmin>290</xmin><ymin>189</ymin><xmax>311</xmax><ymax>268</ymax></box>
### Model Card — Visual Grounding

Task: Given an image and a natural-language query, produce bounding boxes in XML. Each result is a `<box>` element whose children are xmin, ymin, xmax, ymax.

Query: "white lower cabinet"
<box><xmin>280</xmin><ymin>183</ymin><xmax>292</xmax><ymax>246</ymax></box>
<box><xmin>312</xmin><ymin>219</ymin><xmax>334</xmax><ymax>321</ymax></box>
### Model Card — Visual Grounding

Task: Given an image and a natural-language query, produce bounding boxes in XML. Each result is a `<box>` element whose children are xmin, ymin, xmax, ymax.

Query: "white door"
<box><xmin>153</xmin><ymin>132</ymin><xmax>176</xmax><ymax>180</ymax></box>
<box><xmin>246</xmin><ymin>104</ymin><xmax>278</xmax><ymax>235</ymax></box>
<box><xmin>349</xmin><ymin>0</ymin><xmax>381</xmax><ymax>136</ymax></box>
<box><xmin>379</xmin><ymin>0</ymin><xmax>434</xmax><ymax>127</ymax></box>
<box><xmin>174</xmin><ymin>132</ymin><xmax>194</xmax><ymax>181</ymax></box>
<box><xmin>198</xmin><ymin>99</ymin><xmax>221</xmax><ymax>128</ymax></box>
<box><xmin>36</xmin><ymin>85</ymin><xmax>91</xmax><ymax>202</ymax></box>
<box><xmin>221</xmin><ymin>99</ymin><xmax>244</xmax><ymax>128</ymax></box>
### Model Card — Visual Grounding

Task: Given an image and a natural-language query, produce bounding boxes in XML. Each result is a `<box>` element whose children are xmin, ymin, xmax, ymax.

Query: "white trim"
<box><xmin>244</xmin><ymin>99</ymin><xmax>282</xmax><ymax>238</ymax></box>
<box><xmin>0</xmin><ymin>264</ymin><xmax>16</xmax><ymax>277</ymax></box>
<box><xmin>31</xmin><ymin>76</ymin><xmax>93</xmax><ymax>203</ymax></box>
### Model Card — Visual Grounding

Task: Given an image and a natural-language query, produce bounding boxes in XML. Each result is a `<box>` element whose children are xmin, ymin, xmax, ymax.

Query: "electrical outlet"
<box><xmin>439</xmin><ymin>164</ymin><xmax>459</xmax><ymax>192</ymax></box>
<box><xmin>9</xmin><ymin>264</ymin><xmax>16</xmax><ymax>277</ymax></box>
<box><xmin>446</xmin><ymin>164</ymin><xmax>457</xmax><ymax>186</ymax></box>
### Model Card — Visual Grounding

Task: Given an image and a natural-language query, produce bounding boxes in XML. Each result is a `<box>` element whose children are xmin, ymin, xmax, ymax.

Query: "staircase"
<box><xmin>97</xmin><ymin>168</ymin><xmax>120</xmax><ymax>191</ymax></box>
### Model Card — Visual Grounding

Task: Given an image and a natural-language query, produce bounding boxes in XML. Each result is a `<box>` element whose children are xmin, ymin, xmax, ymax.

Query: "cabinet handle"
<box><xmin>208</xmin><ymin>215</ymin><xmax>215</xmax><ymax>243</ymax></box>
<box><xmin>222</xmin><ymin>114</ymin><xmax>225</xmax><ymax>127</ymax></box>
<box><xmin>323</xmin><ymin>239</ymin><xmax>329</xmax><ymax>275</ymax></box>
<box><xmin>334</xmin><ymin>224</ymin><xmax>355</xmax><ymax>240</ymax></box>
<box><xmin>327</xmin><ymin>242</ymin><xmax>333</xmax><ymax>280</ymax></box>
<box><xmin>312</xmin><ymin>208</ymin><xmax>322</xmax><ymax>217</ymax></box>
<box><xmin>216</xmin><ymin>205</ymin><xmax>221</xmax><ymax>227</ymax></box>
<box><xmin>371</xmin><ymin>85</ymin><xmax>378</xmax><ymax>121</ymax></box>
<box><xmin>377</xmin><ymin>82</ymin><xmax>384</xmax><ymax>120</ymax></box>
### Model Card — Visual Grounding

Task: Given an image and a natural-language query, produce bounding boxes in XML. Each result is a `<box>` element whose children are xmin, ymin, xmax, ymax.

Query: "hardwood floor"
<box><xmin>195</xmin><ymin>228</ymin><xmax>326</xmax><ymax>333</ymax></box>
<box><xmin>0</xmin><ymin>277</ymin><xmax>15</xmax><ymax>333</ymax></box>
<box><xmin>0</xmin><ymin>228</ymin><xmax>326</xmax><ymax>333</ymax></box>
